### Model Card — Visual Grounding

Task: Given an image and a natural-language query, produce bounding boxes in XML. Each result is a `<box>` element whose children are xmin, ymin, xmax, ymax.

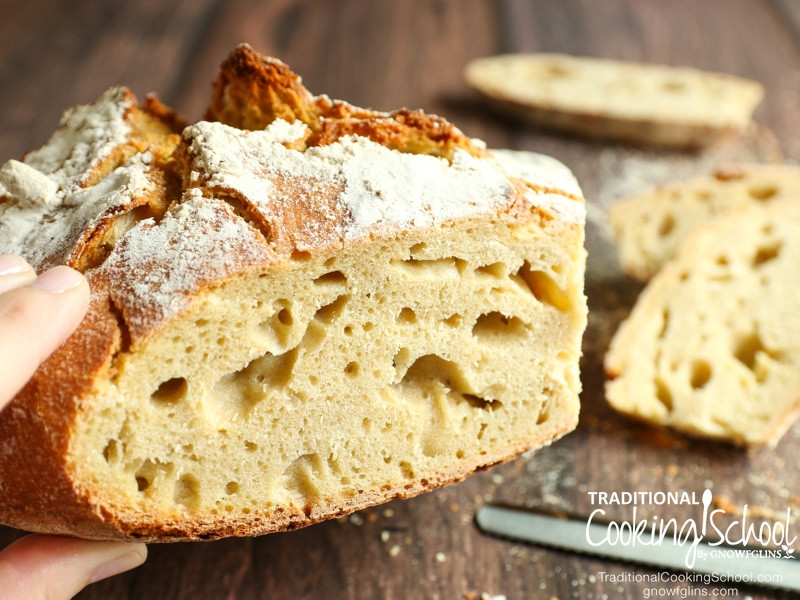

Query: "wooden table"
<box><xmin>2</xmin><ymin>1</ymin><xmax>800</xmax><ymax>598</ymax></box>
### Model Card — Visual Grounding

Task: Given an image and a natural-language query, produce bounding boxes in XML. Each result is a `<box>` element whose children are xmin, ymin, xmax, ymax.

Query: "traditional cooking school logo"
<box><xmin>585</xmin><ymin>488</ymin><xmax>796</xmax><ymax>568</ymax></box>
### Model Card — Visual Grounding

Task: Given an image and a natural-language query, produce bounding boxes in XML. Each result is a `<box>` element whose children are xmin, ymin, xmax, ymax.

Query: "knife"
<box><xmin>476</xmin><ymin>505</ymin><xmax>800</xmax><ymax>593</ymax></box>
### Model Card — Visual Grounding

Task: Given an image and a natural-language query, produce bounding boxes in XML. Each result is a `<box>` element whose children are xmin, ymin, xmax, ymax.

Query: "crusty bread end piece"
<box><xmin>605</xmin><ymin>199</ymin><xmax>800</xmax><ymax>446</ymax></box>
<box><xmin>0</xmin><ymin>45</ymin><xmax>587</xmax><ymax>541</ymax></box>
<box><xmin>609</xmin><ymin>164</ymin><xmax>800</xmax><ymax>281</ymax></box>
<box><xmin>464</xmin><ymin>53</ymin><xmax>764</xmax><ymax>149</ymax></box>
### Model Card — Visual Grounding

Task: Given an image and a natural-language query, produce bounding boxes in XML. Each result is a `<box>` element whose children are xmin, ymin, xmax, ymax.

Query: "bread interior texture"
<box><xmin>72</xmin><ymin>213</ymin><xmax>583</xmax><ymax>538</ymax></box>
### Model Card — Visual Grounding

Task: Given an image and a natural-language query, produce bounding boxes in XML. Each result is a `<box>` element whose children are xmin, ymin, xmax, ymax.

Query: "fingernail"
<box><xmin>0</xmin><ymin>254</ymin><xmax>31</xmax><ymax>277</ymax></box>
<box><xmin>29</xmin><ymin>265</ymin><xmax>84</xmax><ymax>293</ymax></box>
<box><xmin>90</xmin><ymin>546</ymin><xmax>147</xmax><ymax>584</ymax></box>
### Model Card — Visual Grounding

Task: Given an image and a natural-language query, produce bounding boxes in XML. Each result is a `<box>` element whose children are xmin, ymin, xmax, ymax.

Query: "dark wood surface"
<box><xmin>2</xmin><ymin>1</ymin><xmax>800</xmax><ymax>598</ymax></box>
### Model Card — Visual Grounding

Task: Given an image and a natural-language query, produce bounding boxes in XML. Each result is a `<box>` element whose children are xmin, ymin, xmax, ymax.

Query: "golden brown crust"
<box><xmin>207</xmin><ymin>44</ymin><xmax>483</xmax><ymax>160</ymax></box>
<box><xmin>0</xmin><ymin>290</ymin><xmax>124</xmax><ymax>539</ymax></box>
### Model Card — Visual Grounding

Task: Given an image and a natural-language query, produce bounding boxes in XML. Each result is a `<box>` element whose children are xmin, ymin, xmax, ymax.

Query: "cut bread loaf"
<box><xmin>609</xmin><ymin>164</ymin><xmax>800</xmax><ymax>281</ymax></box>
<box><xmin>464</xmin><ymin>53</ymin><xmax>764</xmax><ymax>148</ymax></box>
<box><xmin>0</xmin><ymin>45</ymin><xmax>587</xmax><ymax>541</ymax></box>
<box><xmin>605</xmin><ymin>198</ymin><xmax>800</xmax><ymax>446</ymax></box>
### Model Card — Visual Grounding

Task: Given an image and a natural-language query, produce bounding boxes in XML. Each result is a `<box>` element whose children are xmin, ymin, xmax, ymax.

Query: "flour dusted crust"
<box><xmin>605</xmin><ymin>199</ymin><xmax>800</xmax><ymax>446</ymax></box>
<box><xmin>464</xmin><ymin>54</ymin><xmax>764</xmax><ymax>148</ymax></box>
<box><xmin>0</xmin><ymin>45</ymin><xmax>586</xmax><ymax>541</ymax></box>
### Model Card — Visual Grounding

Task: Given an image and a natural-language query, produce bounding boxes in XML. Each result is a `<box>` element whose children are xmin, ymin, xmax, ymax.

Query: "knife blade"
<box><xmin>476</xmin><ymin>505</ymin><xmax>800</xmax><ymax>593</ymax></box>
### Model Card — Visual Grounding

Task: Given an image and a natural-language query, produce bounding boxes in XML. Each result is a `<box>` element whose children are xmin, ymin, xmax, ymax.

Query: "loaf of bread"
<box><xmin>464</xmin><ymin>53</ymin><xmax>764</xmax><ymax>148</ymax></box>
<box><xmin>0</xmin><ymin>45</ymin><xmax>587</xmax><ymax>541</ymax></box>
<box><xmin>605</xmin><ymin>198</ymin><xmax>800</xmax><ymax>446</ymax></box>
<box><xmin>609</xmin><ymin>165</ymin><xmax>800</xmax><ymax>281</ymax></box>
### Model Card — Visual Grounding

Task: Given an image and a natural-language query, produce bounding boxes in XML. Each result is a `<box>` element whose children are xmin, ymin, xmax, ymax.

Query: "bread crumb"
<box><xmin>435</xmin><ymin>551</ymin><xmax>446</xmax><ymax>563</ymax></box>
<box><xmin>349</xmin><ymin>513</ymin><xmax>364</xmax><ymax>526</ymax></box>
<box><xmin>380</xmin><ymin>530</ymin><xmax>390</xmax><ymax>542</ymax></box>
<box><xmin>388</xmin><ymin>544</ymin><xmax>401</xmax><ymax>557</ymax></box>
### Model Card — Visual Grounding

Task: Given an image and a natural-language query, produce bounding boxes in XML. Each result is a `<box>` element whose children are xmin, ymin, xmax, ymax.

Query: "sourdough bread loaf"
<box><xmin>605</xmin><ymin>199</ymin><xmax>800</xmax><ymax>446</ymax></box>
<box><xmin>464</xmin><ymin>53</ymin><xmax>764</xmax><ymax>148</ymax></box>
<box><xmin>609</xmin><ymin>165</ymin><xmax>800</xmax><ymax>281</ymax></box>
<box><xmin>0</xmin><ymin>45</ymin><xmax>587</xmax><ymax>541</ymax></box>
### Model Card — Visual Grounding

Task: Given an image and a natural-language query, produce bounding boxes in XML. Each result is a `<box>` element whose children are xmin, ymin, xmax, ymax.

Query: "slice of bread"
<box><xmin>464</xmin><ymin>53</ymin><xmax>764</xmax><ymax>148</ymax></box>
<box><xmin>608</xmin><ymin>165</ymin><xmax>800</xmax><ymax>281</ymax></box>
<box><xmin>0</xmin><ymin>45</ymin><xmax>587</xmax><ymax>541</ymax></box>
<box><xmin>605</xmin><ymin>198</ymin><xmax>800</xmax><ymax>446</ymax></box>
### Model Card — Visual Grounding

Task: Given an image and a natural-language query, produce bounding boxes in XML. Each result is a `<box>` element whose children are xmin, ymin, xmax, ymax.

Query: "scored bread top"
<box><xmin>0</xmin><ymin>44</ymin><xmax>584</xmax><ymax>347</ymax></box>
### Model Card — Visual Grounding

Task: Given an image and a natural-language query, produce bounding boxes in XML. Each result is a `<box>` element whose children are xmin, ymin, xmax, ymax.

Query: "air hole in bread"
<box><xmin>313</xmin><ymin>270</ymin><xmax>347</xmax><ymax>285</ymax></box>
<box><xmin>314</xmin><ymin>294</ymin><xmax>349</xmax><ymax>324</ymax></box>
<box><xmin>258</xmin><ymin>301</ymin><xmax>296</xmax><ymax>348</ymax></box>
<box><xmin>752</xmin><ymin>243</ymin><xmax>781</xmax><ymax>267</ymax></box>
<box><xmin>695</xmin><ymin>189</ymin><xmax>712</xmax><ymax>202</ymax></box>
<box><xmin>715</xmin><ymin>255</ymin><xmax>729</xmax><ymax>266</ymax></box>
<box><xmin>748</xmin><ymin>185</ymin><xmax>778</xmax><ymax>201</ymax></box>
<box><xmin>102</xmin><ymin>439</ymin><xmax>119</xmax><ymax>464</ymax></box>
<box><xmin>662</xmin><ymin>79</ymin><xmax>686</xmax><ymax>93</ymax></box>
<box><xmin>734</xmin><ymin>331</ymin><xmax>765</xmax><ymax>371</ymax></box>
<box><xmin>461</xmin><ymin>393</ymin><xmax>499</xmax><ymax>411</ymax></box>
<box><xmin>397</xmin><ymin>307</ymin><xmax>417</xmax><ymax>324</ymax></box>
<box><xmin>151</xmin><ymin>377</ymin><xmax>188</xmax><ymax>405</ymax></box>
<box><xmin>244</xmin><ymin>441</ymin><xmax>258</xmax><ymax>452</ymax></box>
<box><xmin>212</xmin><ymin>348</ymin><xmax>298</xmax><ymax>418</ymax></box>
<box><xmin>536</xmin><ymin>406</ymin><xmax>549</xmax><ymax>425</ymax></box>
<box><xmin>476</xmin><ymin>262</ymin><xmax>507</xmax><ymax>278</ymax></box>
<box><xmin>543</xmin><ymin>63</ymin><xmax>570</xmax><ymax>77</ymax></box>
<box><xmin>409</xmin><ymin>242</ymin><xmax>427</xmax><ymax>256</ymax></box>
<box><xmin>344</xmin><ymin>361</ymin><xmax>359</xmax><ymax>376</ymax></box>
<box><xmin>515</xmin><ymin>261</ymin><xmax>571</xmax><ymax>311</ymax></box>
<box><xmin>689</xmin><ymin>360</ymin><xmax>712</xmax><ymax>389</ymax></box>
<box><xmin>225</xmin><ymin>481</ymin><xmax>240</xmax><ymax>495</ymax></box>
<box><xmin>658</xmin><ymin>214</ymin><xmax>675</xmax><ymax>237</ymax></box>
<box><xmin>391</xmin><ymin>257</ymin><xmax>467</xmax><ymax>277</ymax></box>
<box><xmin>282</xmin><ymin>453</ymin><xmax>324</xmax><ymax>500</ymax></box>
<box><xmin>277</xmin><ymin>307</ymin><xmax>293</xmax><ymax>326</ymax></box>
<box><xmin>291</xmin><ymin>250</ymin><xmax>312</xmax><ymax>261</ymax></box>
<box><xmin>399</xmin><ymin>461</ymin><xmax>415</xmax><ymax>479</ymax></box>
<box><xmin>135</xmin><ymin>459</ymin><xmax>173</xmax><ymax>494</ymax></box>
<box><xmin>658</xmin><ymin>309</ymin><xmax>671</xmax><ymax>339</ymax></box>
<box><xmin>472</xmin><ymin>311</ymin><xmax>528</xmax><ymax>339</ymax></box>
<box><xmin>174</xmin><ymin>473</ymin><xmax>201</xmax><ymax>507</ymax></box>
<box><xmin>654</xmin><ymin>377</ymin><xmax>673</xmax><ymax>412</ymax></box>
<box><xmin>443</xmin><ymin>313</ymin><xmax>462</xmax><ymax>327</ymax></box>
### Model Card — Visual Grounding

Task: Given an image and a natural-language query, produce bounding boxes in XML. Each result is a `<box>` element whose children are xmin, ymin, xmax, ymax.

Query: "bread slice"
<box><xmin>605</xmin><ymin>198</ymin><xmax>800</xmax><ymax>446</ymax></box>
<box><xmin>608</xmin><ymin>165</ymin><xmax>800</xmax><ymax>281</ymax></box>
<box><xmin>0</xmin><ymin>45</ymin><xmax>587</xmax><ymax>541</ymax></box>
<box><xmin>464</xmin><ymin>53</ymin><xmax>764</xmax><ymax>148</ymax></box>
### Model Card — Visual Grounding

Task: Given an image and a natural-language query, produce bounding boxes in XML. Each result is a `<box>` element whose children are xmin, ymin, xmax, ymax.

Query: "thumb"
<box><xmin>0</xmin><ymin>259</ymin><xmax>90</xmax><ymax>409</ymax></box>
<box><xmin>0</xmin><ymin>535</ymin><xmax>147</xmax><ymax>600</ymax></box>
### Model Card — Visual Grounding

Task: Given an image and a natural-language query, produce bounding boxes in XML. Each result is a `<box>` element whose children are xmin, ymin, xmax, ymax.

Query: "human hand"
<box><xmin>0</xmin><ymin>255</ymin><xmax>147</xmax><ymax>599</ymax></box>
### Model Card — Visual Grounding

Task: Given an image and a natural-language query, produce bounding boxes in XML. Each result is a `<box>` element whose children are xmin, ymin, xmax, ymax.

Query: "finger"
<box><xmin>0</xmin><ymin>265</ymin><xmax>90</xmax><ymax>409</ymax></box>
<box><xmin>0</xmin><ymin>534</ymin><xmax>147</xmax><ymax>599</ymax></box>
<box><xmin>0</xmin><ymin>255</ymin><xmax>35</xmax><ymax>295</ymax></box>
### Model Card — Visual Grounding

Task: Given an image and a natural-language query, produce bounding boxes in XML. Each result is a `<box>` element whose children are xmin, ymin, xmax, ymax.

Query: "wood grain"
<box><xmin>1</xmin><ymin>1</ymin><xmax>800</xmax><ymax>598</ymax></box>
